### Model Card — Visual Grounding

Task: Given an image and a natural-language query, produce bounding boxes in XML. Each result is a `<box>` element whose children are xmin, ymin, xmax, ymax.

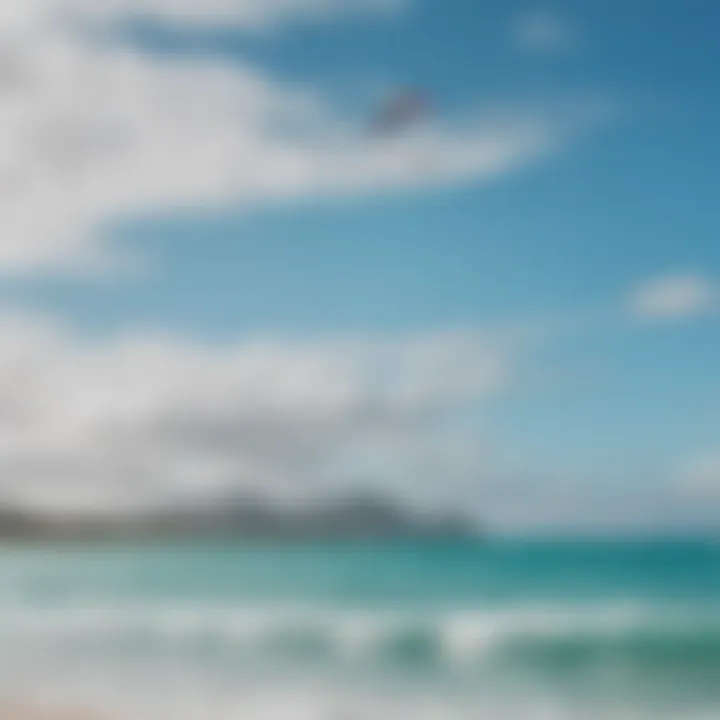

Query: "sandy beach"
<box><xmin>0</xmin><ymin>703</ymin><xmax>107</xmax><ymax>720</ymax></box>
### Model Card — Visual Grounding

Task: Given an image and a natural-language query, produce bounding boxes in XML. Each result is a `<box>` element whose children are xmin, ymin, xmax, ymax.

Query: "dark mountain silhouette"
<box><xmin>0</xmin><ymin>492</ymin><xmax>478</xmax><ymax>542</ymax></box>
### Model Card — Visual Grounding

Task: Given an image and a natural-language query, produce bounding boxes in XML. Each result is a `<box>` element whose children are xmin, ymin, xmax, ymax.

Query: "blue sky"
<box><xmin>0</xmin><ymin>0</ymin><xmax>718</xmax><ymax>529</ymax></box>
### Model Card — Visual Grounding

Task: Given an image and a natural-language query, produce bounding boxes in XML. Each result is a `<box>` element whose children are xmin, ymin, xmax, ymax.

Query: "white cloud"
<box><xmin>629</xmin><ymin>273</ymin><xmax>716</xmax><ymax>320</ymax></box>
<box><xmin>0</xmin><ymin>0</ymin><xmax>405</xmax><ymax>35</ymax></box>
<box><xmin>514</xmin><ymin>10</ymin><xmax>575</xmax><ymax>54</ymax></box>
<box><xmin>677</xmin><ymin>453</ymin><xmax>720</xmax><ymax>500</ymax></box>
<box><xmin>0</xmin><ymin>0</ymin><xmax>570</xmax><ymax>275</ymax></box>
<box><xmin>0</xmin><ymin>314</ymin><xmax>512</xmax><ymax>513</ymax></box>
<box><xmin>69</xmin><ymin>0</ymin><xmax>406</xmax><ymax>29</ymax></box>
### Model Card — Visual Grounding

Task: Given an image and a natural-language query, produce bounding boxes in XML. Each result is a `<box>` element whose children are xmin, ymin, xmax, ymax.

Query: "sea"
<box><xmin>0</xmin><ymin>539</ymin><xmax>719</xmax><ymax>719</ymax></box>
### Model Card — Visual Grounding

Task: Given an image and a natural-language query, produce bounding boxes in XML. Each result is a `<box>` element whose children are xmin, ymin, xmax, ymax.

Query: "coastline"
<box><xmin>0</xmin><ymin>703</ymin><xmax>106</xmax><ymax>720</ymax></box>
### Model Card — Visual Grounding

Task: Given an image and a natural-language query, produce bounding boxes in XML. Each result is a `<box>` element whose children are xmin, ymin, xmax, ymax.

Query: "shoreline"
<box><xmin>0</xmin><ymin>705</ymin><xmax>107</xmax><ymax>720</ymax></box>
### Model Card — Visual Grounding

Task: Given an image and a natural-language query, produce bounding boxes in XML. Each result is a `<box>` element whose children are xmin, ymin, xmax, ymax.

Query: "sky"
<box><xmin>0</xmin><ymin>0</ymin><xmax>718</xmax><ymax>532</ymax></box>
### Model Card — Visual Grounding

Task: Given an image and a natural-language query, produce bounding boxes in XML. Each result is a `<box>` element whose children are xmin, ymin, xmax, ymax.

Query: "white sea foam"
<box><xmin>2</xmin><ymin>600</ymin><xmax>720</xmax><ymax>720</ymax></box>
<box><xmin>0</xmin><ymin>601</ymin><xmax>715</xmax><ymax>660</ymax></box>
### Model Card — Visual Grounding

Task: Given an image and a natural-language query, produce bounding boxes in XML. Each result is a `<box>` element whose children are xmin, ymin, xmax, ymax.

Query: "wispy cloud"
<box><xmin>513</xmin><ymin>9</ymin><xmax>576</xmax><ymax>54</ymax></box>
<box><xmin>83</xmin><ymin>0</ymin><xmax>406</xmax><ymax>28</ymax></box>
<box><xmin>628</xmin><ymin>273</ymin><xmax>716</xmax><ymax>321</ymax></box>
<box><xmin>1</xmin><ymin>0</ymin><xmax>407</xmax><ymax>34</ymax></box>
<box><xmin>675</xmin><ymin>452</ymin><xmax>720</xmax><ymax>501</ymax></box>
<box><xmin>0</xmin><ymin>0</ymin><xmax>579</xmax><ymax>276</ymax></box>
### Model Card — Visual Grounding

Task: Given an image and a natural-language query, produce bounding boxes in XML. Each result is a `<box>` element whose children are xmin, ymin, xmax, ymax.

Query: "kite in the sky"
<box><xmin>369</xmin><ymin>88</ymin><xmax>431</xmax><ymax>136</ymax></box>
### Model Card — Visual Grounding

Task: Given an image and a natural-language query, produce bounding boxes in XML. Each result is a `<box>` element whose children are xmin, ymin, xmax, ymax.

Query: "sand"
<box><xmin>0</xmin><ymin>703</ymin><xmax>108</xmax><ymax>720</ymax></box>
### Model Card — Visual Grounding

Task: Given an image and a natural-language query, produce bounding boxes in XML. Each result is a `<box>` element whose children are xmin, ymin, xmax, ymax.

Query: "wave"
<box><xmin>3</xmin><ymin>603</ymin><xmax>720</xmax><ymax>674</ymax></box>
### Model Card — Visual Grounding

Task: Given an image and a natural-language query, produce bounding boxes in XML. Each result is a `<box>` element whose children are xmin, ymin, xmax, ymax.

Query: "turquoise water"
<box><xmin>0</xmin><ymin>539</ymin><xmax>719</xmax><ymax>719</ymax></box>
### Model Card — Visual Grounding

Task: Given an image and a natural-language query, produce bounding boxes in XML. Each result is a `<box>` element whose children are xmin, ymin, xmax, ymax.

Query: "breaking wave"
<box><xmin>4</xmin><ymin>602</ymin><xmax>720</xmax><ymax>676</ymax></box>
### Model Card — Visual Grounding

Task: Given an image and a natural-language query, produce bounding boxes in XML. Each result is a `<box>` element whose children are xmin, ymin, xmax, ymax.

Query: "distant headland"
<box><xmin>0</xmin><ymin>493</ymin><xmax>478</xmax><ymax>543</ymax></box>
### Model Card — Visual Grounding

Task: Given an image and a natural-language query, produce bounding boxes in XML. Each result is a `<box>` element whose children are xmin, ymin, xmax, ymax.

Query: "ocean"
<box><xmin>0</xmin><ymin>539</ymin><xmax>719</xmax><ymax>719</ymax></box>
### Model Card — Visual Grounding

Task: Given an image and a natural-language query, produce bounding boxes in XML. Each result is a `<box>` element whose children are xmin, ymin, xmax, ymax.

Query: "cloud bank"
<box><xmin>0</xmin><ymin>0</ymin><xmax>566</xmax><ymax>275</ymax></box>
<box><xmin>0</xmin><ymin>314</ymin><xmax>511</xmax><ymax>514</ymax></box>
